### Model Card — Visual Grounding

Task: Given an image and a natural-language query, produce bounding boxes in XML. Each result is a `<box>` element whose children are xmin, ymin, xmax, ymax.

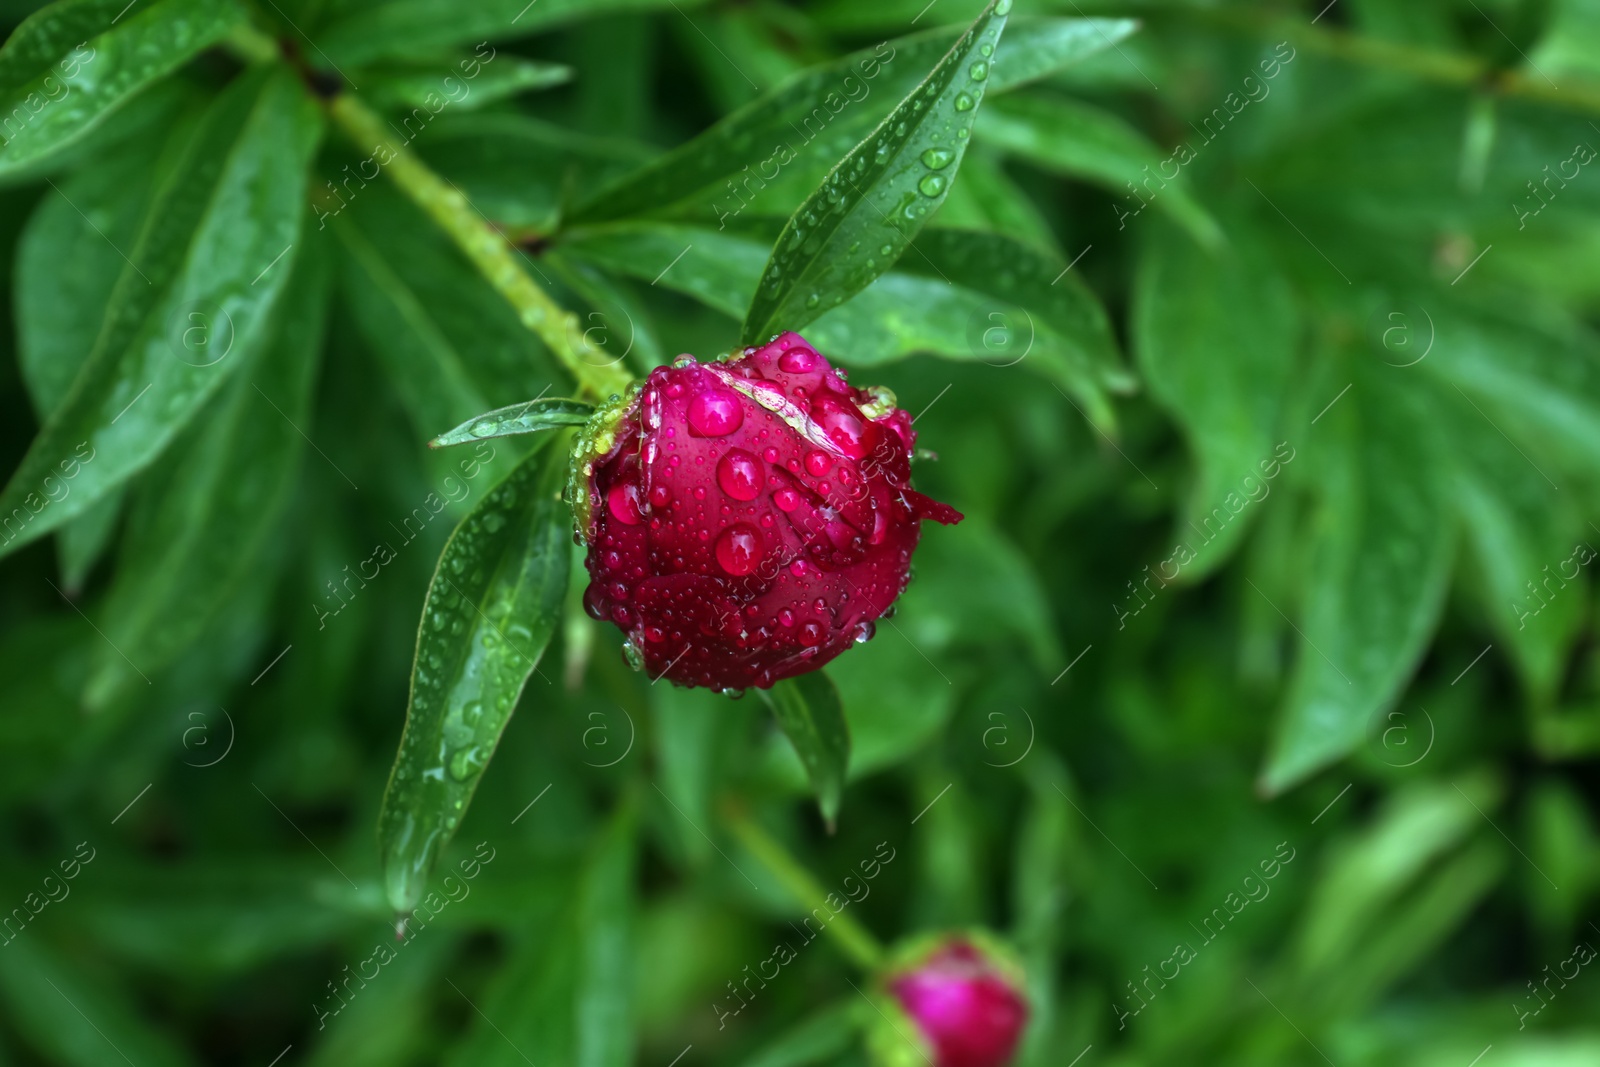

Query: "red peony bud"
<box><xmin>572</xmin><ymin>331</ymin><xmax>961</xmax><ymax>691</ymax></box>
<box><xmin>882</xmin><ymin>938</ymin><xmax>1029</xmax><ymax>1067</ymax></box>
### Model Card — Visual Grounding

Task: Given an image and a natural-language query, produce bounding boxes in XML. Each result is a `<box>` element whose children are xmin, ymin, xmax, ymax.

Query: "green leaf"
<box><xmin>979</xmin><ymin>91</ymin><xmax>1223</xmax><ymax>248</ymax></box>
<box><xmin>570</xmin><ymin>16</ymin><xmax>1136</xmax><ymax>225</ymax></box>
<box><xmin>14</xmin><ymin>102</ymin><xmax>173</xmax><ymax>587</ymax></box>
<box><xmin>561</xmin><ymin>221</ymin><xmax>1123</xmax><ymax>430</ymax></box>
<box><xmin>1133</xmin><ymin>209</ymin><xmax>1298</xmax><ymax>578</ymax></box>
<box><xmin>0</xmin><ymin>64</ymin><xmax>321</xmax><ymax>559</ymax></box>
<box><xmin>759</xmin><ymin>670</ymin><xmax>850</xmax><ymax>828</ymax></box>
<box><xmin>316</xmin><ymin>0</ymin><xmax>707</xmax><ymax>67</ymax></box>
<box><xmin>0</xmin><ymin>935</ymin><xmax>195</xmax><ymax>1067</ymax></box>
<box><xmin>740</xmin><ymin>0</ymin><xmax>1012</xmax><ymax>343</ymax></box>
<box><xmin>362</xmin><ymin>54</ymin><xmax>572</xmax><ymax>113</ymax></box>
<box><xmin>450</xmin><ymin>803</ymin><xmax>637</xmax><ymax>1067</ymax></box>
<box><xmin>378</xmin><ymin>439</ymin><xmax>571</xmax><ymax>914</ymax></box>
<box><xmin>651</xmin><ymin>684</ymin><xmax>726</xmax><ymax>866</ymax></box>
<box><xmin>334</xmin><ymin>184</ymin><xmax>555</xmax><ymax>440</ymax></box>
<box><xmin>1444</xmin><ymin>383</ymin><xmax>1585</xmax><ymax>702</ymax></box>
<box><xmin>1261</xmin><ymin>367</ymin><xmax>1456</xmax><ymax>793</ymax></box>
<box><xmin>430</xmin><ymin>397</ymin><xmax>594</xmax><ymax>449</ymax></box>
<box><xmin>0</xmin><ymin>0</ymin><xmax>240</xmax><ymax>176</ymax></box>
<box><xmin>84</xmin><ymin>233</ymin><xmax>331</xmax><ymax>707</ymax></box>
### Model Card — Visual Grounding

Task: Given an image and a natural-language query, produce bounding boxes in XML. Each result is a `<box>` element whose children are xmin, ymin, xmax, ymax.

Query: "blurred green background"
<box><xmin>2</xmin><ymin>0</ymin><xmax>1600</xmax><ymax>1064</ymax></box>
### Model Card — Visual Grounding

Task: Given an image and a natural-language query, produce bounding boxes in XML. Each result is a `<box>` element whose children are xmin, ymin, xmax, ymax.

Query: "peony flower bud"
<box><xmin>873</xmin><ymin>935</ymin><xmax>1029</xmax><ymax>1067</ymax></box>
<box><xmin>572</xmin><ymin>331</ymin><xmax>961</xmax><ymax>691</ymax></box>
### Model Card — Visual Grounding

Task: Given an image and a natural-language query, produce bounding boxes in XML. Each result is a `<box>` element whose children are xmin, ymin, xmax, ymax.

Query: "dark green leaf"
<box><xmin>378</xmin><ymin>439</ymin><xmax>571</xmax><ymax>914</ymax></box>
<box><xmin>0</xmin><ymin>0</ymin><xmax>239</xmax><ymax>175</ymax></box>
<box><xmin>84</xmin><ymin>233</ymin><xmax>331</xmax><ymax>707</ymax></box>
<box><xmin>980</xmin><ymin>91</ymin><xmax>1222</xmax><ymax>248</ymax></box>
<box><xmin>571</xmin><ymin>15</ymin><xmax>1135</xmax><ymax>225</ymax></box>
<box><xmin>740</xmin><ymin>0</ymin><xmax>1012</xmax><ymax>343</ymax></box>
<box><xmin>316</xmin><ymin>0</ymin><xmax>707</xmax><ymax>67</ymax></box>
<box><xmin>362</xmin><ymin>54</ymin><xmax>572</xmax><ymax>113</ymax></box>
<box><xmin>561</xmin><ymin>221</ymin><xmax>1122</xmax><ymax>430</ymax></box>
<box><xmin>1133</xmin><ymin>209</ymin><xmax>1298</xmax><ymax>578</ymax></box>
<box><xmin>334</xmin><ymin>184</ymin><xmax>556</xmax><ymax>440</ymax></box>
<box><xmin>759</xmin><ymin>670</ymin><xmax>850</xmax><ymax>827</ymax></box>
<box><xmin>14</xmin><ymin>103</ymin><xmax>172</xmax><ymax>587</ymax></box>
<box><xmin>0</xmin><ymin>935</ymin><xmax>195</xmax><ymax>1067</ymax></box>
<box><xmin>1261</xmin><ymin>368</ymin><xmax>1456</xmax><ymax>793</ymax></box>
<box><xmin>0</xmin><ymin>65</ymin><xmax>321</xmax><ymax>559</ymax></box>
<box><xmin>430</xmin><ymin>397</ymin><xmax>594</xmax><ymax>449</ymax></box>
<box><xmin>450</xmin><ymin>804</ymin><xmax>637</xmax><ymax>1067</ymax></box>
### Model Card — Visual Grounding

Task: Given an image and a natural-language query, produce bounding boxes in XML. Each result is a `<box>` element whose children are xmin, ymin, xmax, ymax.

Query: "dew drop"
<box><xmin>921</xmin><ymin>147</ymin><xmax>954</xmax><ymax>170</ymax></box>
<box><xmin>851</xmin><ymin>620</ymin><xmax>876</xmax><ymax>644</ymax></box>
<box><xmin>716</xmin><ymin>449</ymin><xmax>763</xmax><ymax>501</ymax></box>
<box><xmin>804</xmin><ymin>450</ymin><xmax>834</xmax><ymax>476</ymax></box>
<box><xmin>954</xmin><ymin>92</ymin><xmax>975</xmax><ymax>112</ymax></box>
<box><xmin>687</xmin><ymin>387</ymin><xmax>744</xmax><ymax>436</ymax></box>
<box><xmin>805</xmin><ymin>293</ymin><xmax>821</xmax><ymax>309</ymax></box>
<box><xmin>773</xmin><ymin>487</ymin><xmax>801</xmax><ymax>512</ymax></box>
<box><xmin>798</xmin><ymin>621</ymin><xmax>824</xmax><ymax>647</ymax></box>
<box><xmin>779</xmin><ymin>347</ymin><xmax>819</xmax><ymax>372</ymax></box>
<box><xmin>969</xmin><ymin>60</ymin><xmax>989</xmax><ymax>81</ymax></box>
<box><xmin>606</xmin><ymin>481</ymin><xmax>643</xmax><ymax>525</ymax></box>
<box><xmin>715</xmin><ymin>524</ymin><xmax>762</xmax><ymax>576</ymax></box>
<box><xmin>918</xmin><ymin>174</ymin><xmax>947</xmax><ymax>197</ymax></box>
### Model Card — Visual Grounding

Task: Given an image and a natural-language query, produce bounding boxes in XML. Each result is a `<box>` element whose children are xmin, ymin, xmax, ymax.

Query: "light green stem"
<box><xmin>325</xmin><ymin>93</ymin><xmax>633</xmax><ymax>399</ymax></box>
<box><xmin>725</xmin><ymin>808</ymin><xmax>884</xmax><ymax>971</ymax></box>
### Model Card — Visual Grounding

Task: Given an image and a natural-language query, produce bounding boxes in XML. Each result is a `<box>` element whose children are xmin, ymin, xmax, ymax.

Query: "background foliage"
<box><xmin>1</xmin><ymin>0</ymin><xmax>1599</xmax><ymax>1064</ymax></box>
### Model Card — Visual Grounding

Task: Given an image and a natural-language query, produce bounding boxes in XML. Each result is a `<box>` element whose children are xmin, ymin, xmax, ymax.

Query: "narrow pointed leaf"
<box><xmin>740</xmin><ymin>0</ymin><xmax>1011</xmax><ymax>344</ymax></box>
<box><xmin>1133</xmin><ymin>209</ymin><xmax>1297</xmax><ymax>578</ymax></box>
<box><xmin>363</xmin><ymin>55</ymin><xmax>573</xmax><ymax>113</ymax></box>
<box><xmin>760</xmin><ymin>670</ymin><xmax>850</xmax><ymax>827</ymax></box>
<box><xmin>1261</xmin><ymin>368</ymin><xmax>1456</xmax><ymax>793</ymax></box>
<box><xmin>0</xmin><ymin>0</ymin><xmax>240</xmax><ymax>176</ymax></box>
<box><xmin>429</xmin><ymin>398</ymin><xmax>594</xmax><ymax>449</ymax></box>
<box><xmin>570</xmin><ymin>16</ymin><xmax>1135</xmax><ymax>224</ymax></box>
<box><xmin>15</xmin><ymin>108</ymin><xmax>172</xmax><ymax>586</ymax></box>
<box><xmin>85</xmin><ymin>234</ymin><xmax>331</xmax><ymax>707</ymax></box>
<box><xmin>0</xmin><ymin>65</ymin><xmax>321</xmax><ymax>560</ymax></box>
<box><xmin>378</xmin><ymin>439</ymin><xmax>571</xmax><ymax>914</ymax></box>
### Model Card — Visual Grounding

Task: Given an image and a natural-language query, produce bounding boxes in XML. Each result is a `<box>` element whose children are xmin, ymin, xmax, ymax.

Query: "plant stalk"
<box><xmin>324</xmin><ymin>92</ymin><xmax>633</xmax><ymax>399</ymax></box>
<box><xmin>724</xmin><ymin>807</ymin><xmax>885</xmax><ymax>971</ymax></box>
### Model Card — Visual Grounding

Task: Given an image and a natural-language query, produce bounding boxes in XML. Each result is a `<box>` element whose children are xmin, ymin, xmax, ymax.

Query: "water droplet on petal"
<box><xmin>804</xmin><ymin>450</ymin><xmax>834</xmax><ymax>476</ymax></box>
<box><xmin>607</xmin><ymin>481</ymin><xmax>643</xmax><ymax>525</ymax></box>
<box><xmin>715</xmin><ymin>524</ymin><xmax>762</xmax><ymax>576</ymax></box>
<box><xmin>773</xmin><ymin>488</ymin><xmax>801</xmax><ymax>512</ymax></box>
<box><xmin>687</xmin><ymin>387</ymin><xmax>744</xmax><ymax>436</ymax></box>
<box><xmin>716</xmin><ymin>449</ymin><xmax>763</xmax><ymax>501</ymax></box>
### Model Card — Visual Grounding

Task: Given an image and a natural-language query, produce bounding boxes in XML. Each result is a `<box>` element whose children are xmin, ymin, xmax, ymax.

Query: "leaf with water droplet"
<box><xmin>0</xmin><ymin>0</ymin><xmax>241</xmax><ymax>177</ymax></box>
<box><xmin>759</xmin><ymin>670</ymin><xmax>850</xmax><ymax>828</ymax></box>
<box><xmin>741</xmin><ymin>0</ymin><xmax>1013</xmax><ymax>343</ymax></box>
<box><xmin>377</xmin><ymin>436</ymin><xmax>571</xmax><ymax>914</ymax></box>
<box><xmin>429</xmin><ymin>397</ymin><xmax>594</xmax><ymax>448</ymax></box>
<box><xmin>568</xmin><ymin>15</ymin><xmax>1138</xmax><ymax>225</ymax></box>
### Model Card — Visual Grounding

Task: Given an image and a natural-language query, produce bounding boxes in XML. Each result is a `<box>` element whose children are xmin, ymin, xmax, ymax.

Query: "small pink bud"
<box><xmin>879</xmin><ymin>937</ymin><xmax>1029</xmax><ymax>1067</ymax></box>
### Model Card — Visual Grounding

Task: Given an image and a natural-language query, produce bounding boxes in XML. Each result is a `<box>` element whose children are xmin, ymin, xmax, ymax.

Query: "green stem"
<box><xmin>725</xmin><ymin>807</ymin><xmax>885</xmax><ymax>971</ymax></box>
<box><xmin>325</xmin><ymin>94</ymin><xmax>632</xmax><ymax>399</ymax></box>
<box><xmin>1168</xmin><ymin>6</ymin><xmax>1600</xmax><ymax>115</ymax></box>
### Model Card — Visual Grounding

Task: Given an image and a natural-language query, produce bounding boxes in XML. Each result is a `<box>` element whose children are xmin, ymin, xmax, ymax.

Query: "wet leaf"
<box><xmin>430</xmin><ymin>397</ymin><xmax>595</xmax><ymax>449</ymax></box>
<box><xmin>571</xmin><ymin>15</ymin><xmax>1135</xmax><ymax>224</ymax></box>
<box><xmin>760</xmin><ymin>670</ymin><xmax>850</xmax><ymax>828</ymax></box>
<box><xmin>0</xmin><ymin>65</ymin><xmax>321</xmax><ymax>559</ymax></box>
<box><xmin>0</xmin><ymin>0</ymin><xmax>239</xmax><ymax>176</ymax></box>
<box><xmin>378</xmin><ymin>438</ymin><xmax>571</xmax><ymax>914</ymax></box>
<box><xmin>740</xmin><ymin>0</ymin><xmax>1012</xmax><ymax>343</ymax></box>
